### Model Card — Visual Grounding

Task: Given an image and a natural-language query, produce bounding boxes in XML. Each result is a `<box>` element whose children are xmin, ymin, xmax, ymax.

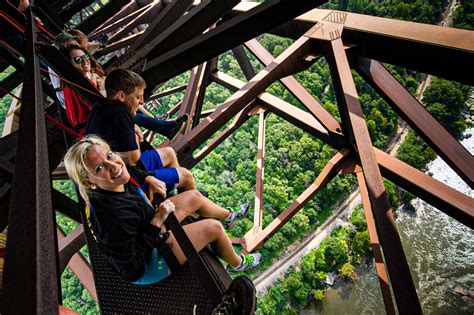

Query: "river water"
<box><xmin>306</xmin><ymin>128</ymin><xmax>474</xmax><ymax>314</ymax></box>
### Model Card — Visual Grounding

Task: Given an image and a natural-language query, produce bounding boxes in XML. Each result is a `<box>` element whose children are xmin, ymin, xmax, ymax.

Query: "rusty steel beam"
<box><xmin>149</xmin><ymin>84</ymin><xmax>187</xmax><ymax>100</ymax></box>
<box><xmin>51</xmin><ymin>189</ymin><xmax>81</xmax><ymax>223</ymax></box>
<box><xmin>243</xmin><ymin>149</ymin><xmax>350</xmax><ymax>252</ymax></box>
<box><xmin>142</xmin><ymin>0</ymin><xmax>326</xmax><ymax>89</ymax></box>
<box><xmin>89</xmin><ymin>0</ymin><xmax>140</xmax><ymax>36</ymax></box>
<box><xmin>93</xmin><ymin>31</ymin><xmax>144</xmax><ymax>58</ymax></box>
<box><xmin>140</xmin><ymin>0</ymin><xmax>240</xmax><ymax>65</ymax></box>
<box><xmin>199</xmin><ymin>108</ymin><xmax>215</xmax><ymax>118</ymax></box>
<box><xmin>354</xmin><ymin>57</ymin><xmax>474</xmax><ymax>189</ymax></box>
<box><xmin>56</xmin><ymin>226</ymin><xmax>97</xmax><ymax>301</ymax></box>
<box><xmin>326</xmin><ymin>37</ymin><xmax>421</xmax><ymax>313</ymax></box>
<box><xmin>211</xmin><ymin>71</ymin><xmax>338</xmax><ymax>148</ymax></box>
<box><xmin>178</xmin><ymin>104</ymin><xmax>255</xmax><ymax>169</ymax></box>
<box><xmin>253</xmin><ymin>110</ymin><xmax>267</xmax><ymax>233</ymax></box>
<box><xmin>2</xmin><ymin>10</ymin><xmax>59</xmax><ymax>312</ymax></box>
<box><xmin>375</xmin><ymin>149</ymin><xmax>474</xmax><ymax>229</ymax></box>
<box><xmin>192</xmin><ymin>62</ymin><xmax>213</xmax><ymax>129</ymax></box>
<box><xmin>107</xmin><ymin>2</ymin><xmax>163</xmax><ymax>44</ymax></box>
<box><xmin>2</xmin><ymin>85</ymin><xmax>22</xmax><ymax>138</ymax></box>
<box><xmin>0</xmin><ymin>70</ymin><xmax>23</xmax><ymax>98</ymax></box>
<box><xmin>244</xmin><ymin>38</ymin><xmax>342</xmax><ymax>137</ymax></box>
<box><xmin>90</xmin><ymin>3</ymin><xmax>153</xmax><ymax>40</ymax></box>
<box><xmin>57</xmin><ymin>225</ymin><xmax>86</xmax><ymax>272</ymax></box>
<box><xmin>0</xmin><ymin>41</ymin><xmax>24</xmax><ymax>71</ymax></box>
<box><xmin>77</xmin><ymin>0</ymin><xmax>131</xmax><ymax>35</ymax></box>
<box><xmin>169</xmin><ymin>36</ymin><xmax>313</xmax><ymax>159</ymax></box>
<box><xmin>178</xmin><ymin>62</ymin><xmax>209</xmax><ymax>134</ymax></box>
<box><xmin>233</xmin><ymin>4</ymin><xmax>474</xmax><ymax>85</ymax></box>
<box><xmin>107</xmin><ymin>0</ymin><xmax>193</xmax><ymax>71</ymax></box>
<box><xmin>356</xmin><ymin>171</ymin><xmax>396</xmax><ymax>315</ymax></box>
<box><xmin>167</xmin><ymin>101</ymin><xmax>182</xmax><ymax>117</ymax></box>
<box><xmin>231</xmin><ymin>45</ymin><xmax>256</xmax><ymax>80</ymax></box>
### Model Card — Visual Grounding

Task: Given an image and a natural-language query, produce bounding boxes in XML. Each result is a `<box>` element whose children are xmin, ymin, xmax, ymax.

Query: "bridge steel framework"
<box><xmin>0</xmin><ymin>0</ymin><xmax>473</xmax><ymax>314</ymax></box>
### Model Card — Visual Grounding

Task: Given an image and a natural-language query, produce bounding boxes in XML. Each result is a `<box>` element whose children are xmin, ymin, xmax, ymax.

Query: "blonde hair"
<box><xmin>63</xmin><ymin>135</ymin><xmax>111</xmax><ymax>203</ymax></box>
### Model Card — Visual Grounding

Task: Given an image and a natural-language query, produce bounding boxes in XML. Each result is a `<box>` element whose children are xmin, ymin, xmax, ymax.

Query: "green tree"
<box><xmin>324</xmin><ymin>237</ymin><xmax>348</xmax><ymax>267</ymax></box>
<box><xmin>313</xmin><ymin>289</ymin><xmax>325</xmax><ymax>301</ymax></box>
<box><xmin>351</xmin><ymin>230</ymin><xmax>371</xmax><ymax>258</ymax></box>
<box><xmin>339</xmin><ymin>262</ymin><xmax>355</xmax><ymax>279</ymax></box>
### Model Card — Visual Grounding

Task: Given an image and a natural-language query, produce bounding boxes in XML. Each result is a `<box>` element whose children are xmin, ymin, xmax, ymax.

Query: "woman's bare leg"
<box><xmin>168</xmin><ymin>190</ymin><xmax>230</xmax><ymax>222</ymax></box>
<box><xmin>167</xmin><ymin>219</ymin><xmax>241</xmax><ymax>268</ymax></box>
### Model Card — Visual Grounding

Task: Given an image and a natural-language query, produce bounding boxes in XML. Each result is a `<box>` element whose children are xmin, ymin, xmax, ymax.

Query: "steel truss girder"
<box><xmin>1</xmin><ymin>10</ymin><xmax>59</xmax><ymax>312</ymax></box>
<box><xmin>77</xmin><ymin>0</ymin><xmax>131</xmax><ymax>35</ymax></box>
<box><xmin>142</xmin><ymin>0</ymin><xmax>240</xmax><ymax>62</ymax></box>
<box><xmin>108</xmin><ymin>0</ymin><xmax>193</xmax><ymax>71</ymax></box>
<box><xmin>141</xmin><ymin>0</ymin><xmax>327</xmax><ymax>92</ymax></box>
<box><xmin>115</xmin><ymin>0</ymin><xmax>237</xmax><ymax>73</ymax></box>
<box><xmin>168</xmin><ymin>35</ymin><xmax>315</xmax><ymax>159</ymax></box>
<box><xmin>353</xmin><ymin>57</ymin><xmax>474</xmax><ymax>189</ymax></box>
<box><xmin>232</xmin><ymin>5</ymin><xmax>474</xmax><ymax>85</ymax></box>
<box><xmin>57</xmin><ymin>225</ymin><xmax>97</xmax><ymax>301</ymax></box>
<box><xmin>179</xmin><ymin>61</ymin><xmax>214</xmax><ymax>133</ymax></box>
<box><xmin>231</xmin><ymin>45</ymin><xmax>256</xmax><ymax>80</ymax></box>
<box><xmin>94</xmin><ymin>31</ymin><xmax>144</xmax><ymax>58</ymax></box>
<box><xmin>356</xmin><ymin>172</ymin><xmax>396</xmax><ymax>315</ymax></box>
<box><xmin>107</xmin><ymin>2</ymin><xmax>163</xmax><ymax>44</ymax></box>
<box><xmin>252</xmin><ymin>110</ymin><xmax>267</xmax><ymax>233</ymax></box>
<box><xmin>243</xmin><ymin>38</ymin><xmax>342</xmax><ymax>137</ymax></box>
<box><xmin>209</xmin><ymin>70</ymin><xmax>473</xmax><ymax>229</ymax></box>
<box><xmin>375</xmin><ymin>149</ymin><xmax>474</xmax><ymax>228</ymax></box>
<box><xmin>90</xmin><ymin>0</ymin><xmax>140</xmax><ymax>37</ymax></box>
<box><xmin>0</xmin><ymin>70</ymin><xmax>23</xmax><ymax>99</ymax></box>
<box><xmin>178</xmin><ymin>104</ymin><xmax>255</xmax><ymax>169</ymax></box>
<box><xmin>326</xmin><ymin>37</ymin><xmax>421</xmax><ymax>313</ymax></box>
<box><xmin>91</xmin><ymin>2</ymin><xmax>156</xmax><ymax>40</ymax></box>
<box><xmin>210</xmin><ymin>71</ymin><xmax>335</xmax><ymax>147</ymax></box>
<box><xmin>243</xmin><ymin>149</ymin><xmax>351</xmax><ymax>252</ymax></box>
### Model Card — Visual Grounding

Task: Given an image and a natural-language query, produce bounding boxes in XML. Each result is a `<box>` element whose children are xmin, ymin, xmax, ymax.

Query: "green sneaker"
<box><xmin>230</xmin><ymin>253</ymin><xmax>262</xmax><ymax>272</ymax></box>
<box><xmin>223</xmin><ymin>203</ymin><xmax>249</xmax><ymax>230</ymax></box>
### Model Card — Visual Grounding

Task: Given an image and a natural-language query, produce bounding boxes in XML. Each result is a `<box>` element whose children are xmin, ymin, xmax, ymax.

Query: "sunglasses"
<box><xmin>73</xmin><ymin>54</ymin><xmax>90</xmax><ymax>64</ymax></box>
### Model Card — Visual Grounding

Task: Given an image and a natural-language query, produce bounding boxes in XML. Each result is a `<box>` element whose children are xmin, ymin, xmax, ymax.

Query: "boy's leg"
<box><xmin>156</xmin><ymin>147</ymin><xmax>179</xmax><ymax>168</ymax></box>
<box><xmin>141</xmin><ymin>149</ymin><xmax>196</xmax><ymax>192</ymax></box>
<box><xmin>176</xmin><ymin>167</ymin><xmax>197</xmax><ymax>191</ymax></box>
<box><xmin>134</xmin><ymin>111</ymin><xmax>177</xmax><ymax>136</ymax></box>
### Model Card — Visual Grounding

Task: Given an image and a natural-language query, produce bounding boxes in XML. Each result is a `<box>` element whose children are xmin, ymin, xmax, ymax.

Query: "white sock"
<box><xmin>226</xmin><ymin>211</ymin><xmax>234</xmax><ymax>221</ymax></box>
<box><xmin>236</xmin><ymin>254</ymin><xmax>245</xmax><ymax>268</ymax></box>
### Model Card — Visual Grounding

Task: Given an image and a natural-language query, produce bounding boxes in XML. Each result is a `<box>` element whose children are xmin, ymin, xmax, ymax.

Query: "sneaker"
<box><xmin>230</xmin><ymin>253</ymin><xmax>262</xmax><ymax>272</ymax></box>
<box><xmin>223</xmin><ymin>203</ymin><xmax>249</xmax><ymax>230</ymax></box>
<box><xmin>167</xmin><ymin>114</ymin><xmax>189</xmax><ymax>141</ymax></box>
<box><xmin>155</xmin><ymin>113</ymin><xmax>169</xmax><ymax>120</ymax></box>
<box><xmin>211</xmin><ymin>276</ymin><xmax>256</xmax><ymax>315</ymax></box>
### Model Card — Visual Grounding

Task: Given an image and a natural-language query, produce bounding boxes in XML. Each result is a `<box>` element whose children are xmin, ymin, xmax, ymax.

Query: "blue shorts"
<box><xmin>132</xmin><ymin>248</ymin><xmax>169</xmax><ymax>285</ymax></box>
<box><xmin>140</xmin><ymin>150</ymin><xmax>179</xmax><ymax>195</ymax></box>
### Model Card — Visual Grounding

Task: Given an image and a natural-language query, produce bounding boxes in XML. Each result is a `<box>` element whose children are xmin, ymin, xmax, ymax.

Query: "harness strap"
<box><xmin>128</xmin><ymin>176</ymin><xmax>181</xmax><ymax>273</ymax></box>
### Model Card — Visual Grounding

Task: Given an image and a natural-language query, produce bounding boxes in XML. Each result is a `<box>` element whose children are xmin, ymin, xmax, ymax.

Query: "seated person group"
<box><xmin>57</xmin><ymin>32</ymin><xmax>262</xmax><ymax>285</ymax></box>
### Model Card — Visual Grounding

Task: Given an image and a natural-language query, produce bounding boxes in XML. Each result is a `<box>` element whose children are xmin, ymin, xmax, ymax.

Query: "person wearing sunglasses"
<box><xmin>60</xmin><ymin>44</ymin><xmax>102</xmax><ymax>136</ymax></box>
